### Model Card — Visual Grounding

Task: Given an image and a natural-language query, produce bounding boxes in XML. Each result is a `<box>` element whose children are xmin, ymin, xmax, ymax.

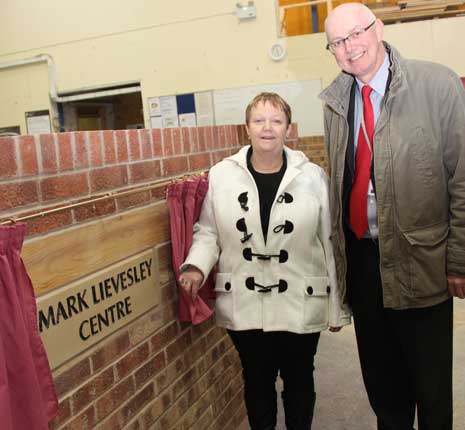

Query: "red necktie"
<box><xmin>350</xmin><ymin>85</ymin><xmax>374</xmax><ymax>239</ymax></box>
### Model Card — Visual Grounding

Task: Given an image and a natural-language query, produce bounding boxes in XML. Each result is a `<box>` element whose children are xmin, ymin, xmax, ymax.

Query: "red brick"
<box><xmin>95</xmin><ymin>376</ymin><xmax>135</xmax><ymax>421</ymax></box>
<box><xmin>159</xmin><ymin>394</ymin><xmax>188</xmax><ymax>429</ymax></box>
<box><xmin>0</xmin><ymin>181</ymin><xmax>38</xmax><ymax>210</ymax></box>
<box><xmin>117</xmin><ymin>191</ymin><xmax>151</xmax><ymax>210</ymax></box>
<box><xmin>72</xmin><ymin>367</ymin><xmax>115</xmax><ymax>413</ymax></box>
<box><xmin>166</xmin><ymin>330</ymin><xmax>192</xmax><ymax>361</ymax></box>
<box><xmin>140</xmin><ymin>129</ymin><xmax>152</xmax><ymax>159</ymax></box>
<box><xmin>134</xmin><ymin>352</ymin><xmax>166</xmax><ymax>388</ymax></box>
<box><xmin>161</xmin><ymin>156</ymin><xmax>188</xmax><ymax>177</ymax></box>
<box><xmin>156</xmin><ymin>356</ymin><xmax>186</xmax><ymax>392</ymax></box>
<box><xmin>182</xmin><ymin>128</ymin><xmax>191</xmax><ymax>154</ymax></box>
<box><xmin>231</xmin><ymin>125</ymin><xmax>239</xmax><ymax>146</ymax></box>
<box><xmin>197</xmin><ymin>127</ymin><xmax>206</xmax><ymax>152</ymax></box>
<box><xmin>150</xmin><ymin>322</ymin><xmax>179</xmax><ymax>353</ymax></box>
<box><xmin>73</xmin><ymin>198</ymin><xmax>116</xmax><ymax>222</ymax></box>
<box><xmin>163</xmin><ymin>128</ymin><xmax>173</xmax><ymax>156</ymax></box>
<box><xmin>41</xmin><ymin>172</ymin><xmax>88</xmax><ymax>201</ymax></box>
<box><xmin>189</xmin><ymin>152</ymin><xmax>211</xmax><ymax>171</ymax></box>
<box><xmin>172</xmin><ymin>128</ymin><xmax>182</xmax><ymax>154</ymax></box>
<box><xmin>151</xmin><ymin>129</ymin><xmax>163</xmax><ymax>157</ymax></box>
<box><xmin>19</xmin><ymin>136</ymin><xmax>38</xmax><ymax>175</ymax></box>
<box><xmin>212</xmin><ymin>149</ymin><xmax>232</xmax><ymax>165</ymax></box>
<box><xmin>49</xmin><ymin>398</ymin><xmax>71</xmax><ymax>429</ymax></box>
<box><xmin>150</xmin><ymin>185</ymin><xmax>167</xmax><ymax>201</ymax></box>
<box><xmin>54</xmin><ymin>358</ymin><xmax>91</xmax><ymax>398</ymax></box>
<box><xmin>88</xmin><ymin>131</ymin><xmax>103</xmax><ymax>166</ymax></box>
<box><xmin>115</xmin><ymin>130</ymin><xmax>129</xmax><ymax>163</ymax></box>
<box><xmin>74</xmin><ymin>132</ymin><xmax>89</xmax><ymax>168</ymax></box>
<box><xmin>95</xmin><ymin>413</ymin><xmax>121</xmax><ymax>430</ymax></box>
<box><xmin>116</xmin><ymin>342</ymin><xmax>150</xmax><ymax>380</ymax></box>
<box><xmin>211</xmin><ymin>126</ymin><xmax>220</xmax><ymax>150</ymax></box>
<box><xmin>89</xmin><ymin>165</ymin><xmax>128</xmax><ymax>192</ymax></box>
<box><xmin>218</xmin><ymin>126</ymin><xmax>227</xmax><ymax>149</ymax></box>
<box><xmin>120</xmin><ymin>383</ymin><xmax>154</xmax><ymax>423</ymax></box>
<box><xmin>205</xmin><ymin>126</ymin><xmax>213</xmax><ymax>151</ymax></box>
<box><xmin>0</xmin><ymin>137</ymin><xmax>17</xmax><ymax>177</ymax></box>
<box><xmin>128</xmin><ymin>130</ymin><xmax>141</xmax><ymax>160</ymax></box>
<box><xmin>57</xmin><ymin>133</ymin><xmax>74</xmax><ymax>171</ymax></box>
<box><xmin>103</xmin><ymin>130</ymin><xmax>116</xmax><ymax>164</ymax></box>
<box><xmin>40</xmin><ymin>134</ymin><xmax>57</xmax><ymax>173</ymax></box>
<box><xmin>91</xmin><ymin>332</ymin><xmax>130</xmax><ymax>372</ymax></box>
<box><xmin>191</xmin><ymin>127</ymin><xmax>200</xmax><ymax>153</ymax></box>
<box><xmin>129</xmin><ymin>160</ymin><xmax>161</xmax><ymax>184</ymax></box>
<box><xmin>140</xmin><ymin>395</ymin><xmax>166</xmax><ymax>427</ymax></box>
<box><xmin>25</xmin><ymin>210</ymin><xmax>73</xmax><ymax>236</ymax></box>
<box><xmin>61</xmin><ymin>405</ymin><xmax>96</xmax><ymax>430</ymax></box>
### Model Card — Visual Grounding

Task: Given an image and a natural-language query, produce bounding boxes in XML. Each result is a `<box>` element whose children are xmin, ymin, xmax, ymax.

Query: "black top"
<box><xmin>247</xmin><ymin>148</ymin><xmax>287</xmax><ymax>243</ymax></box>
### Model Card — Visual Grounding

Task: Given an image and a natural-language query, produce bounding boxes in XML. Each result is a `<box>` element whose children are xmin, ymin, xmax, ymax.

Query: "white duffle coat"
<box><xmin>182</xmin><ymin>145</ymin><xmax>351</xmax><ymax>333</ymax></box>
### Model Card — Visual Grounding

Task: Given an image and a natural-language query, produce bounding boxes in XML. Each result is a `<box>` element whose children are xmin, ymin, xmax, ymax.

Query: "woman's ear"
<box><xmin>285</xmin><ymin>124</ymin><xmax>291</xmax><ymax>140</ymax></box>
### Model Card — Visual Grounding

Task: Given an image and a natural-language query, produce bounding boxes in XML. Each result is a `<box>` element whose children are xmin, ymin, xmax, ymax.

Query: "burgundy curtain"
<box><xmin>167</xmin><ymin>176</ymin><xmax>214</xmax><ymax>325</ymax></box>
<box><xmin>0</xmin><ymin>223</ymin><xmax>58</xmax><ymax>430</ymax></box>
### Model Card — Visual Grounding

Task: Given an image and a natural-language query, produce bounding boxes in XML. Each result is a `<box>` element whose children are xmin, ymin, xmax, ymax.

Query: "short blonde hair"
<box><xmin>245</xmin><ymin>92</ymin><xmax>292</xmax><ymax>126</ymax></box>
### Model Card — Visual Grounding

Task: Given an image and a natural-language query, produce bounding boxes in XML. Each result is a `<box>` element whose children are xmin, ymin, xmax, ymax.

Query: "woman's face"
<box><xmin>246</xmin><ymin>101</ymin><xmax>290</xmax><ymax>156</ymax></box>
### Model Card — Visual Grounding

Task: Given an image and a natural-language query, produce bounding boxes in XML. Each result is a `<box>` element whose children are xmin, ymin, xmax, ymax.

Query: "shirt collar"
<box><xmin>356</xmin><ymin>52</ymin><xmax>390</xmax><ymax>96</ymax></box>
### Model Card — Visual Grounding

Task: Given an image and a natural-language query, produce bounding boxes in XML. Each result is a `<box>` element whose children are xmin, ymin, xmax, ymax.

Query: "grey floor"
<box><xmin>240</xmin><ymin>299</ymin><xmax>465</xmax><ymax>429</ymax></box>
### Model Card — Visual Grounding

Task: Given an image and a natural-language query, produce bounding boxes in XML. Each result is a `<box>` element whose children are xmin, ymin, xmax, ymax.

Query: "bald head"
<box><xmin>325</xmin><ymin>3</ymin><xmax>376</xmax><ymax>38</ymax></box>
<box><xmin>324</xmin><ymin>2</ymin><xmax>385</xmax><ymax>83</ymax></box>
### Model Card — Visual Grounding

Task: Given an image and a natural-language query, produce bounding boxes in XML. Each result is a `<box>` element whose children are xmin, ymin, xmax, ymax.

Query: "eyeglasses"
<box><xmin>326</xmin><ymin>20</ymin><xmax>376</xmax><ymax>53</ymax></box>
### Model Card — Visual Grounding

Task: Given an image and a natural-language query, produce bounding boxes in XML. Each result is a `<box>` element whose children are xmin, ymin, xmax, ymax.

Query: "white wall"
<box><xmin>1</xmin><ymin>0</ymin><xmax>464</xmax><ymax>134</ymax></box>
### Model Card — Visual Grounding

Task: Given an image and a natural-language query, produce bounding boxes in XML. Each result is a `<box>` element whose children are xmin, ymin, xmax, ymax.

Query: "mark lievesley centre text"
<box><xmin>38</xmin><ymin>258</ymin><xmax>153</xmax><ymax>341</ymax></box>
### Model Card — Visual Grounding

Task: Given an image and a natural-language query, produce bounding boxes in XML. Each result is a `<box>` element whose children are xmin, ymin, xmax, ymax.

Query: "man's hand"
<box><xmin>447</xmin><ymin>273</ymin><xmax>465</xmax><ymax>299</ymax></box>
<box><xmin>329</xmin><ymin>326</ymin><xmax>343</xmax><ymax>332</ymax></box>
<box><xmin>179</xmin><ymin>266</ymin><xmax>204</xmax><ymax>300</ymax></box>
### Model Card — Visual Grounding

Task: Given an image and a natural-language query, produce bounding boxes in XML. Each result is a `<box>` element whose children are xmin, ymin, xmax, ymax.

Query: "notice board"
<box><xmin>213</xmin><ymin>80</ymin><xmax>323</xmax><ymax>137</ymax></box>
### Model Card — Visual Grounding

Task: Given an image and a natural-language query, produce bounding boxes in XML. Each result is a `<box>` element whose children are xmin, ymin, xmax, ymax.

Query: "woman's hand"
<box><xmin>179</xmin><ymin>266</ymin><xmax>204</xmax><ymax>300</ymax></box>
<box><xmin>329</xmin><ymin>326</ymin><xmax>342</xmax><ymax>332</ymax></box>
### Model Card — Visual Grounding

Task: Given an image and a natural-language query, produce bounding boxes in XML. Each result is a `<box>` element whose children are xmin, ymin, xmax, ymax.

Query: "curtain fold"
<box><xmin>0</xmin><ymin>223</ymin><xmax>58</xmax><ymax>430</ymax></box>
<box><xmin>167</xmin><ymin>176</ymin><xmax>214</xmax><ymax>325</ymax></box>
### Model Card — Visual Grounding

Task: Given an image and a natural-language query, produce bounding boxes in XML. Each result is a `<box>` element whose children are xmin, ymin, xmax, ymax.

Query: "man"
<box><xmin>320</xmin><ymin>3</ymin><xmax>465</xmax><ymax>429</ymax></box>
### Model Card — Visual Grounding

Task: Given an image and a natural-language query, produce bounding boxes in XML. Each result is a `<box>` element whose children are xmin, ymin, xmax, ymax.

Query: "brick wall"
<box><xmin>0</xmin><ymin>124</ymin><xmax>323</xmax><ymax>430</ymax></box>
<box><xmin>0</xmin><ymin>125</ymin><xmax>252</xmax><ymax>236</ymax></box>
<box><xmin>297</xmin><ymin>135</ymin><xmax>328</xmax><ymax>172</ymax></box>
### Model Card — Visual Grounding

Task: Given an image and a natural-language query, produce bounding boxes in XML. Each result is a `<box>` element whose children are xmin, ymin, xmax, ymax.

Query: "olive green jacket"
<box><xmin>319</xmin><ymin>43</ymin><xmax>465</xmax><ymax>309</ymax></box>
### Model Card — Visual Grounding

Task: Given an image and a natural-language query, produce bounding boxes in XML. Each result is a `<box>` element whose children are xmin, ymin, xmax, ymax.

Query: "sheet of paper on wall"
<box><xmin>194</xmin><ymin>91</ymin><xmax>215</xmax><ymax>126</ymax></box>
<box><xmin>179</xmin><ymin>112</ymin><xmax>196</xmax><ymax>127</ymax></box>
<box><xmin>162</xmin><ymin>116</ymin><xmax>179</xmax><ymax>128</ymax></box>
<box><xmin>26</xmin><ymin>110</ymin><xmax>52</xmax><ymax>135</ymax></box>
<box><xmin>159</xmin><ymin>95</ymin><xmax>179</xmax><ymax>128</ymax></box>
<box><xmin>150</xmin><ymin>116</ymin><xmax>162</xmax><ymax>129</ymax></box>
<box><xmin>148</xmin><ymin>97</ymin><xmax>161</xmax><ymax>117</ymax></box>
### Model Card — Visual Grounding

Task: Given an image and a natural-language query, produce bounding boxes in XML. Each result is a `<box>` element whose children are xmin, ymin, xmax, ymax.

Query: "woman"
<box><xmin>179</xmin><ymin>92</ymin><xmax>350</xmax><ymax>430</ymax></box>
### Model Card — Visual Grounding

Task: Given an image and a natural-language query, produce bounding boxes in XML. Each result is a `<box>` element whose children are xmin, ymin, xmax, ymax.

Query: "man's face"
<box><xmin>326</xmin><ymin>11</ymin><xmax>385</xmax><ymax>83</ymax></box>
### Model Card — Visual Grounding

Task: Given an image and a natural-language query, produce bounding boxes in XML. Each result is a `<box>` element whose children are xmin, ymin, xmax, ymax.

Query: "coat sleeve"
<box><xmin>441</xmin><ymin>71</ymin><xmax>465</xmax><ymax>276</ymax></box>
<box><xmin>180</xmin><ymin>172</ymin><xmax>220</xmax><ymax>284</ymax></box>
<box><xmin>317</xmin><ymin>168</ymin><xmax>352</xmax><ymax>327</ymax></box>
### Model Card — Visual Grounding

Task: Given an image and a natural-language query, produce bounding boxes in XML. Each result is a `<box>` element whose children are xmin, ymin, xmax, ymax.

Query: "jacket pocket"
<box><xmin>214</xmin><ymin>273</ymin><xmax>233</xmax><ymax>326</ymax></box>
<box><xmin>303</xmin><ymin>276</ymin><xmax>330</xmax><ymax>329</ymax></box>
<box><xmin>401</xmin><ymin>222</ymin><xmax>449</xmax><ymax>298</ymax></box>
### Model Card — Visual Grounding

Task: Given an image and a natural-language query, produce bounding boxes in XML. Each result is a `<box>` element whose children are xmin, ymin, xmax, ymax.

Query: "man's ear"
<box><xmin>375</xmin><ymin>18</ymin><xmax>384</xmax><ymax>42</ymax></box>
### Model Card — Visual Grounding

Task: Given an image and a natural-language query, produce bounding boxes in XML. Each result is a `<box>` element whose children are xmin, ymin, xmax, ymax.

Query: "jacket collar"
<box><xmin>226</xmin><ymin>144</ymin><xmax>308</xmax><ymax>170</ymax></box>
<box><xmin>226</xmin><ymin>145</ymin><xmax>309</xmax><ymax>192</ymax></box>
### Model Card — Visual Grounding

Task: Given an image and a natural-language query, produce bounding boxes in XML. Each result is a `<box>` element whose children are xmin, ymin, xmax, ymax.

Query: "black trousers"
<box><xmin>346</xmin><ymin>231</ymin><xmax>453</xmax><ymax>430</ymax></box>
<box><xmin>228</xmin><ymin>329</ymin><xmax>320</xmax><ymax>430</ymax></box>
